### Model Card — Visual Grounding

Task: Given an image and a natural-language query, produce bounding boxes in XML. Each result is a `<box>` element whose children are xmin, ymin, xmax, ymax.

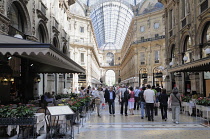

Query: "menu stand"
<box><xmin>46</xmin><ymin>106</ymin><xmax>75</xmax><ymax>139</ymax></box>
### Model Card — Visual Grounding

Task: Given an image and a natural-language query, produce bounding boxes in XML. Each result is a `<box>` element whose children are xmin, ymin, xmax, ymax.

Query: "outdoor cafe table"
<box><xmin>7</xmin><ymin>113</ymin><xmax>46</xmax><ymax>136</ymax></box>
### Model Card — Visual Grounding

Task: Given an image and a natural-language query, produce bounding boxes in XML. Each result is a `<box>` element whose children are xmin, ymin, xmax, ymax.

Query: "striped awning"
<box><xmin>0</xmin><ymin>34</ymin><xmax>85</xmax><ymax>73</ymax></box>
<box><xmin>168</xmin><ymin>57</ymin><xmax>210</xmax><ymax>72</ymax></box>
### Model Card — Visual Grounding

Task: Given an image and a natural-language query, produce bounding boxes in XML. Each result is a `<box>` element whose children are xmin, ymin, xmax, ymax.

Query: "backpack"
<box><xmin>124</xmin><ymin>89</ymin><xmax>130</xmax><ymax>100</ymax></box>
<box><xmin>138</xmin><ymin>90</ymin><xmax>145</xmax><ymax>102</ymax></box>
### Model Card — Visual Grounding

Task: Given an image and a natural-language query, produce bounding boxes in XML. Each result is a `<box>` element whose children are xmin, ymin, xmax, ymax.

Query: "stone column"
<box><xmin>189</xmin><ymin>73</ymin><xmax>200</xmax><ymax>94</ymax></box>
<box><xmin>174</xmin><ymin>72</ymin><xmax>183</xmax><ymax>93</ymax></box>
<box><xmin>0</xmin><ymin>14</ymin><xmax>10</xmax><ymax>35</ymax></box>
<box><xmin>87</xmin><ymin>49</ymin><xmax>92</xmax><ymax>86</ymax></box>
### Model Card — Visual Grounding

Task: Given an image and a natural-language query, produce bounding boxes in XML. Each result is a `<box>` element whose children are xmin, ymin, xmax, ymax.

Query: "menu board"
<box><xmin>47</xmin><ymin>106</ymin><xmax>74</xmax><ymax>116</ymax></box>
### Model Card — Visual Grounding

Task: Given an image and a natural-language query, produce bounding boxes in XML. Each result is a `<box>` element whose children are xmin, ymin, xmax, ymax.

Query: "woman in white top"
<box><xmin>94</xmin><ymin>87</ymin><xmax>105</xmax><ymax>117</ymax></box>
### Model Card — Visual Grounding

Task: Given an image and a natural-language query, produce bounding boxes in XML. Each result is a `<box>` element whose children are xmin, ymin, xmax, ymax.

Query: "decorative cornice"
<box><xmin>36</xmin><ymin>9</ymin><xmax>48</xmax><ymax>23</ymax></box>
<box><xmin>52</xmin><ymin>26</ymin><xmax>60</xmax><ymax>36</ymax></box>
<box><xmin>26</xmin><ymin>35</ymin><xmax>38</xmax><ymax>42</ymax></box>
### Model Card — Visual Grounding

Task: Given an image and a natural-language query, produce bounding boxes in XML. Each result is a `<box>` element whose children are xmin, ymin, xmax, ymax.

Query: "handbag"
<box><xmin>95</xmin><ymin>97</ymin><xmax>101</xmax><ymax>105</ymax></box>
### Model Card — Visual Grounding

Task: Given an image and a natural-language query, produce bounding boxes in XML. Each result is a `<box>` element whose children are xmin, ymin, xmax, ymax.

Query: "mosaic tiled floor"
<box><xmin>75</xmin><ymin>102</ymin><xmax>210</xmax><ymax>139</ymax></box>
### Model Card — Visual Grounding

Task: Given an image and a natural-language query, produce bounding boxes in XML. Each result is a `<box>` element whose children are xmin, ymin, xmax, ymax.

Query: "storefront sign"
<box><xmin>155</xmin><ymin>72</ymin><xmax>163</xmax><ymax>78</ymax></box>
<box><xmin>141</xmin><ymin>73</ymin><xmax>148</xmax><ymax>78</ymax></box>
<box><xmin>78</xmin><ymin>75</ymin><xmax>86</xmax><ymax>83</ymax></box>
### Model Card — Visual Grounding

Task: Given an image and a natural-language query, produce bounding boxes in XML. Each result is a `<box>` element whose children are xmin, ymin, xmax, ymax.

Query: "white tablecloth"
<box><xmin>34</xmin><ymin>113</ymin><xmax>46</xmax><ymax>134</ymax></box>
<box><xmin>7</xmin><ymin>113</ymin><xmax>46</xmax><ymax>136</ymax></box>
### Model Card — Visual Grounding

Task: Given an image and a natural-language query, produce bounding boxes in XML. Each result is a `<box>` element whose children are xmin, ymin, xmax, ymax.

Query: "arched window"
<box><xmin>63</xmin><ymin>45</ymin><xmax>67</xmax><ymax>54</ymax></box>
<box><xmin>8</xmin><ymin>2</ymin><xmax>24</xmax><ymax>33</ymax></box>
<box><xmin>171</xmin><ymin>44</ymin><xmax>175</xmax><ymax>59</ymax></box>
<box><xmin>183</xmin><ymin>36</ymin><xmax>192</xmax><ymax>63</ymax></box>
<box><xmin>38</xmin><ymin>25</ymin><xmax>45</xmax><ymax>43</ymax></box>
<box><xmin>106</xmin><ymin>52</ymin><xmax>114</xmax><ymax>66</ymax></box>
<box><xmin>184</xmin><ymin>36</ymin><xmax>191</xmax><ymax>52</ymax></box>
<box><xmin>201</xmin><ymin>22</ymin><xmax>210</xmax><ymax>58</ymax></box>
<box><xmin>53</xmin><ymin>37</ymin><xmax>60</xmax><ymax>49</ymax></box>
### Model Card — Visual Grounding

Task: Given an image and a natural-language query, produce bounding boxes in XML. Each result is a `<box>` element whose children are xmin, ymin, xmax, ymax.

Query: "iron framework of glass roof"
<box><xmin>79</xmin><ymin>0</ymin><xmax>144</xmax><ymax>6</ymax></box>
<box><xmin>90</xmin><ymin>1</ymin><xmax>134</xmax><ymax>50</ymax></box>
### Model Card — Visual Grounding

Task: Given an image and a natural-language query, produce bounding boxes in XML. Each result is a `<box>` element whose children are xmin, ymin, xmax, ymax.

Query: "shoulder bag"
<box><xmin>174</xmin><ymin>93</ymin><xmax>182</xmax><ymax>108</ymax></box>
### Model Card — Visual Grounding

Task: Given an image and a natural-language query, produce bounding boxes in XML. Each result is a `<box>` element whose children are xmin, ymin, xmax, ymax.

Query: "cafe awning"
<box><xmin>0</xmin><ymin>34</ymin><xmax>85</xmax><ymax>73</ymax></box>
<box><xmin>168</xmin><ymin>56</ymin><xmax>210</xmax><ymax>72</ymax></box>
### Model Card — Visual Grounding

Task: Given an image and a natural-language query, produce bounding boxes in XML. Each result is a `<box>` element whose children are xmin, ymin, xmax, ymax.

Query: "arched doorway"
<box><xmin>105</xmin><ymin>70</ymin><xmax>116</xmax><ymax>86</ymax></box>
<box><xmin>139</xmin><ymin>68</ymin><xmax>148</xmax><ymax>87</ymax></box>
<box><xmin>153</xmin><ymin>67</ymin><xmax>163</xmax><ymax>87</ymax></box>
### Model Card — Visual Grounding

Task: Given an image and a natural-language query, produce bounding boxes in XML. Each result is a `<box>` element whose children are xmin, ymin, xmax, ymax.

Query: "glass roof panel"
<box><xmin>90</xmin><ymin>1</ymin><xmax>134</xmax><ymax>50</ymax></box>
<box><xmin>79</xmin><ymin>0</ymin><xmax>145</xmax><ymax>7</ymax></box>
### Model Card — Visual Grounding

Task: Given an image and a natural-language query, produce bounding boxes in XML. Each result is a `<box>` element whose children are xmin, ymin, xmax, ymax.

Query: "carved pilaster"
<box><xmin>0</xmin><ymin>0</ymin><xmax>4</xmax><ymax>14</ymax></box>
<box><xmin>32</xmin><ymin>0</ymin><xmax>35</xmax><ymax>35</ymax></box>
<box><xmin>0</xmin><ymin>13</ymin><xmax>10</xmax><ymax>35</ymax></box>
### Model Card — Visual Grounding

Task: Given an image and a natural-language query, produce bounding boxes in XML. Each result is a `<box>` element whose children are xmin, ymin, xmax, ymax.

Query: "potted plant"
<box><xmin>0</xmin><ymin>104</ymin><xmax>36</xmax><ymax>125</ymax></box>
<box><xmin>181</xmin><ymin>95</ymin><xmax>191</xmax><ymax>107</ymax></box>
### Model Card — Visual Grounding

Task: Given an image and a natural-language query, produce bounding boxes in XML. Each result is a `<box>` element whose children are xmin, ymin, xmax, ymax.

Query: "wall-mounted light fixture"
<box><xmin>14</xmin><ymin>34</ymin><xmax>23</xmax><ymax>39</ymax></box>
<box><xmin>169</xmin><ymin>61</ymin><xmax>173</xmax><ymax>66</ymax></box>
<box><xmin>205</xmin><ymin>48</ymin><xmax>210</xmax><ymax>55</ymax></box>
<box><xmin>183</xmin><ymin>55</ymin><xmax>188</xmax><ymax>62</ymax></box>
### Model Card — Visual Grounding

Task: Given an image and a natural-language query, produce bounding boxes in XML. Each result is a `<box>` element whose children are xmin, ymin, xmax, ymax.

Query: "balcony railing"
<box><xmin>132</xmin><ymin>35</ymin><xmax>165</xmax><ymax>45</ymax></box>
<box><xmin>70</xmin><ymin>39</ymin><xmax>93</xmax><ymax>46</ymax></box>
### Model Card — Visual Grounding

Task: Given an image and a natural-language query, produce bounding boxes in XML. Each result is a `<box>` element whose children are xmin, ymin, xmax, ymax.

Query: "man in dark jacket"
<box><xmin>159</xmin><ymin>88</ymin><xmax>168</xmax><ymax>121</ymax></box>
<box><xmin>139</xmin><ymin>87</ymin><xmax>147</xmax><ymax>119</ymax></box>
<box><xmin>104</xmin><ymin>87</ymin><xmax>116</xmax><ymax>116</ymax></box>
<box><xmin>119</xmin><ymin>85</ymin><xmax>128</xmax><ymax>116</ymax></box>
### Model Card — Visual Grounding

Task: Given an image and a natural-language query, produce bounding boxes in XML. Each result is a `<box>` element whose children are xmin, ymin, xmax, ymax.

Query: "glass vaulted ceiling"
<box><xmin>89</xmin><ymin>1</ymin><xmax>134</xmax><ymax>50</ymax></box>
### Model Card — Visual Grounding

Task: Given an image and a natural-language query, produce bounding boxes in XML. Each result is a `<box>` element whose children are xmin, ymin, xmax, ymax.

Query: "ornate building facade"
<box><xmin>120</xmin><ymin>0</ymin><xmax>166</xmax><ymax>88</ymax></box>
<box><xmin>159</xmin><ymin>0</ymin><xmax>210</xmax><ymax>96</ymax></box>
<box><xmin>0</xmin><ymin>0</ymin><xmax>86</xmax><ymax>102</ymax></box>
<box><xmin>0</xmin><ymin>0</ymin><xmax>167</xmax><ymax>104</ymax></box>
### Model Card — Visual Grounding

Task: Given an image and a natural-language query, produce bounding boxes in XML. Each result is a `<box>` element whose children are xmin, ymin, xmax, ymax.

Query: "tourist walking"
<box><xmin>128</xmin><ymin>86</ymin><xmax>135</xmax><ymax>115</ymax></box>
<box><xmin>152</xmin><ymin>86</ymin><xmax>158</xmax><ymax>116</ymax></box>
<box><xmin>94</xmin><ymin>87</ymin><xmax>105</xmax><ymax>117</ymax></box>
<box><xmin>139</xmin><ymin>86</ymin><xmax>147</xmax><ymax>119</ymax></box>
<box><xmin>119</xmin><ymin>85</ymin><xmax>128</xmax><ymax>116</ymax></box>
<box><xmin>144</xmin><ymin>84</ymin><xmax>155</xmax><ymax>121</ymax></box>
<box><xmin>170</xmin><ymin>87</ymin><xmax>182</xmax><ymax>124</ymax></box>
<box><xmin>159</xmin><ymin>88</ymin><xmax>168</xmax><ymax>121</ymax></box>
<box><xmin>104</xmin><ymin>87</ymin><xmax>116</xmax><ymax>116</ymax></box>
<box><xmin>134</xmin><ymin>87</ymin><xmax>140</xmax><ymax>110</ymax></box>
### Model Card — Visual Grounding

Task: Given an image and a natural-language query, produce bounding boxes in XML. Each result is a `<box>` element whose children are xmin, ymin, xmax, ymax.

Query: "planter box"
<box><xmin>182</xmin><ymin>102</ymin><xmax>188</xmax><ymax>106</ymax></box>
<box><xmin>196</xmin><ymin>104</ymin><xmax>202</xmax><ymax>110</ymax></box>
<box><xmin>201</xmin><ymin>106</ymin><xmax>210</xmax><ymax>111</ymax></box>
<box><xmin>0</xmin><ymin>117</ymin><xmax>36</xmax><ymax>125</ymax></box>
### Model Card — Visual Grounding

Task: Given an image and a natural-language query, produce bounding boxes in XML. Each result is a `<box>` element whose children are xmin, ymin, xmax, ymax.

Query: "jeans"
<box><xmin>120</xmin><ymin>98</ymin><xmax>128</xmax><ymax>115</ymax></box>
<box><xmin>140</xmin><ymin>102</ymin><xmax>147</xmax><ymax>117</ymax></box>
<box><xmin>146</xmin><ymin>103</ymin><xmax>154</xmax><ymax>120</ymax></box>
<box><xmin>171</xmin><ymin>106</ymin><xmax>180</xmax><ymax>122</ymax></box>
<box><xmin>134</xmin><ymin>97</ymin><xmax>139</xmax><ymax>110</ymax></box>
<box><xmin>96</xmin><ymin>103</ymin><xmax>101</xmax><ymax>115</ymax></box>
<box><xmin>108</xmin><ymin>99</ymin><xmax>115</xmax><ymax>114</ymax></box>
<box><xmin>160</xmin><ymin>104</ymin><xmax>168</xmax><ymax>119</ymax></box>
